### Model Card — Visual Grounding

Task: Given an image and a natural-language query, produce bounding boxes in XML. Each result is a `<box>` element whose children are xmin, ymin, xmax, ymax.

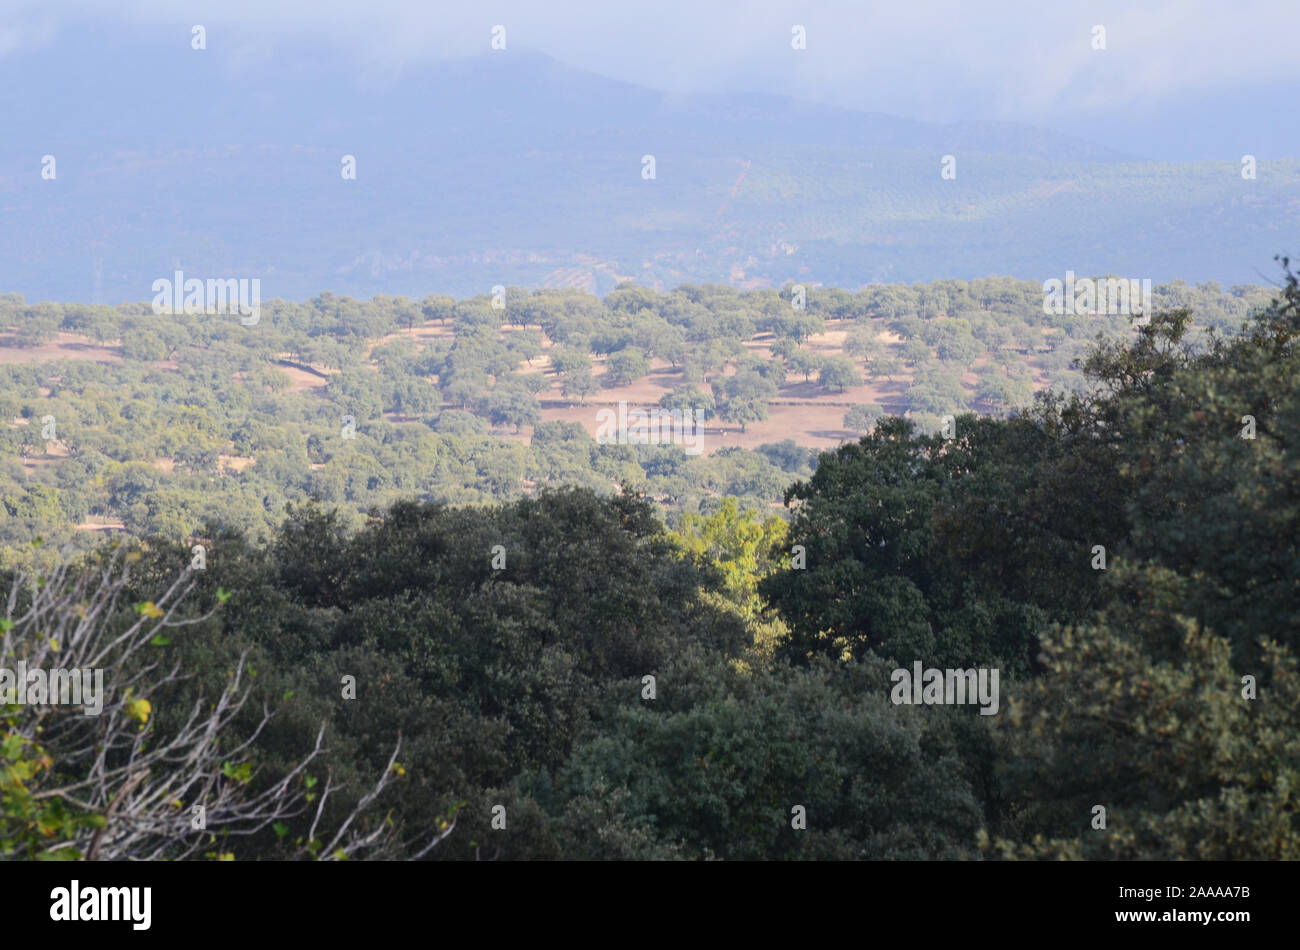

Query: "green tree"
<box><xmin>480</xmin><ymin>385</ymin><xmax>541</xmax><ymax>433</ymax></box>
<box><xmin>818</xmin><ymin>355</ymin><xmax>862</xmax><ymax>393</ymax></box>
<box><xmin>712</xmin><ymin>370</ymin><xmax>777</xmax><ymax>433</ymax></box>
<box><xmin>121</xmin><ymin>330</ymin><xmax>167</xmax><ymax>362</ymax></box>
<box><xmin>843</xmin><ymin>403</ymin><xmax>884</xmax><ymax>432</ymax></box>
<box><xmin>560</xmin><ymin>367</ymin><xmax>598</xmax><ymax>405</ymax></box>
<box><xmin>604</xmin><ymin>347</ymin><xmax>651</xmax><ymax>387</ymax></box>
<box><xmin>843</xmin><ymin>326</ymin><xmax>882</xmax><ymax>364</ymax></box>
<box><xmin>899</xmin><ymin>339</ymin><xmax>931</xmax><ymax>367</ymax></box>
<box><xmin>659</xmin><ymin>385</ymin><xmax>715</xmax><ymax>420</ymax></box>
<box><xmin>866</xmin><ymin>355</ymin><xmax>902</xmax><ymax>383</ymax></box>
<box><xmin>787</xmin><ymin>349</ymin><xmax>823</xmax><ymax>382</ymax></box>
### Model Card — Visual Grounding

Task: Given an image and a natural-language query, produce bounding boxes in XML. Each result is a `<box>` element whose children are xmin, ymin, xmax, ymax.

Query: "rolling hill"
<box><xmin>1</xmin><ymin>27</ymin><xmax>1296</xmax><ymax>303</ymax></box>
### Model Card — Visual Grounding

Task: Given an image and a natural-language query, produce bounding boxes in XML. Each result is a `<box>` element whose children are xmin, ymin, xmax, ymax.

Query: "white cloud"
<box><xmin>0</xmin><ymin>0</ymin><xmax>1295</xmax><ymax>121</ymax></box>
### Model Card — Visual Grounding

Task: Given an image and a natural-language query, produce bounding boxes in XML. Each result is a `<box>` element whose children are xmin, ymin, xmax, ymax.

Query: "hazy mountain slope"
<box><xmin>0</xmin><ymin>28</ymin><xmax>1295</xmax><ymax>302</ymax></box>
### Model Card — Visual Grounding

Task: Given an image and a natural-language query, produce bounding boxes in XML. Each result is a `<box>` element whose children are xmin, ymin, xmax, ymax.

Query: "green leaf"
<box><xmin>220</xmin><ymin>761</ymin><xmax>252</xmax><ymax>783</ymax></box>
<box><xmin>1</xmin><ymin>734</ymin><xmax>23</xmax><ymax>760</ymax></box>
<box><xmin>36</xmin><ymin>848</ymin><xmax>80</xmax><ymax>861</ymax></box>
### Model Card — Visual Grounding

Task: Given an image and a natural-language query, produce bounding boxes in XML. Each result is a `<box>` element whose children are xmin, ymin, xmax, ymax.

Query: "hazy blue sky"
<box><xmin>2</xmin><ymin>0</ymin><xmax>1295</xmax><ymax>134</ymax></box>
<box><xmin>0</xmin><ymin>1</ymin><xmax>1294</xmax><ymax>298</ymax></box>
<box><xmin>1</xmin><ymin>0</ymin><xmax>1297</xmax><ymax>172</ymax></box>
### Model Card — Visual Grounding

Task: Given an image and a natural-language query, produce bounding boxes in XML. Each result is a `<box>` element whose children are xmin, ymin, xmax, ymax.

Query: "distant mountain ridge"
<box><xmin>0</xmin><ymin>27</ymin><xmax>1295</xmax><ymax>302</ymax></box>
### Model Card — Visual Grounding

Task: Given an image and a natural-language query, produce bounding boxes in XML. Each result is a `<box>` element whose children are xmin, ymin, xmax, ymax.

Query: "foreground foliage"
<box><xmin>2</xmin><ymin>264</ymin><xmax>1297</xmax><ymax>858</ymax></box>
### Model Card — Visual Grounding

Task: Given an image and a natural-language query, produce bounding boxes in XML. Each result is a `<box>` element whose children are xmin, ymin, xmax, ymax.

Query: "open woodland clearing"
<box><xmin>0</xmin><ymin>276</ymin><xmax>1275</xmax><ymax>551</ymax></box>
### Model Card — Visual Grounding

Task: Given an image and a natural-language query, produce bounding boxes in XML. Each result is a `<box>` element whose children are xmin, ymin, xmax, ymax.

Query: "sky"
<box><xmin>0</xmin><ymin>0</ymin><xmax>1296</xmax><ymax>170</ymax></box>
<box><xmin>1</xmin><ymin>0</ymin><xmax>1295</xmax><ymax>144</ymax></box>
<box><xmin>0</xmin><ymin>0</ymin><xmax>1294</xmax><ymax>298</ymax></box>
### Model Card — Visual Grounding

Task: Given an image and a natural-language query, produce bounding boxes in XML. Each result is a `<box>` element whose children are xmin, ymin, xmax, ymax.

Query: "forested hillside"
<box><xmin>0</xmin><ymin>276</ymin><xmax>1275</xmax><ymax>565</ymax></box>
<box><xmin>3</xmin><ymin>264</ymin><xmax>1296</xmax><ymax>860</ymax></box>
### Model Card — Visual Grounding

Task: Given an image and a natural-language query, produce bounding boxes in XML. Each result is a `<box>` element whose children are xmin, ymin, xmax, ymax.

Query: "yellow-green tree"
<box><xmin>671</xmin><ymin>497</ymin><xmax>789</xmax><ymax>668</ymax></box>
